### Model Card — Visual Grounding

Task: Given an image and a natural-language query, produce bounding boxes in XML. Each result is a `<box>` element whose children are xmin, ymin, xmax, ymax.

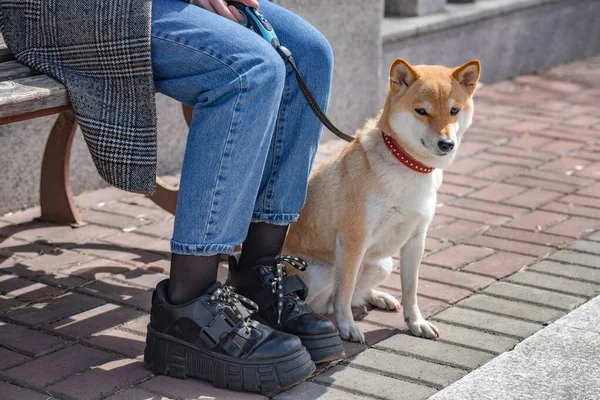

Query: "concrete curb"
<box><xmin>431</xmin><ymin>295</ymin><xmax>600</xmax><ymax>400</ymax></box>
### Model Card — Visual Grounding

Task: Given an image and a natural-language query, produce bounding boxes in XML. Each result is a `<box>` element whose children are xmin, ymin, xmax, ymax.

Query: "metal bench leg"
<box><xmin>149</xmin><ymin>176</ymin><xmax>178</xmax><ymax>215</ymax></box>
<box><xmin>39</xmin><ymin>110</ymin><xmax>85</xmax><ymax>227</ymax></box>
<box><xmin>182</xmin><ymin>103</ymin><xmax>193</xmax><ymax>127</ymax></box>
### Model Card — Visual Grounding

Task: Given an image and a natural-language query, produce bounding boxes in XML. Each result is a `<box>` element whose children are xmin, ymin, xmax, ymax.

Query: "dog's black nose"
<box><xmin>438</xmin><ymin>139</ymin><xmax>455</xmax><ymax>153</ymax></box>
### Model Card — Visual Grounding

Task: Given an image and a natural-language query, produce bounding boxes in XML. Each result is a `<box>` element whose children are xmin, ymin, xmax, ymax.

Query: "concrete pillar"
<box><xmin>273</xmin><ymin>0</ymin><xmax>385</xmax><ymax>140</ymax></box>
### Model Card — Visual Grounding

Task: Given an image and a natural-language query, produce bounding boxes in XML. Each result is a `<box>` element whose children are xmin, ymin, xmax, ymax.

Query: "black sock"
<box><xmin>238</xmin><ymin>222</ymin><xmax>289</xmax><ymax>271</ymax></box>
<box><xmin>168</xmin><ymin>253</ymin><xmax>220</xmax><ymax>304</ymax></box>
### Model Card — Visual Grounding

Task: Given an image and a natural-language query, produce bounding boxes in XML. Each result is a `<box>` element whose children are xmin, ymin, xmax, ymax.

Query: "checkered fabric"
<box><xmin>0</xmin><ymin>0</ymin><xmax>157</xmax><ymax>194</ymax></box>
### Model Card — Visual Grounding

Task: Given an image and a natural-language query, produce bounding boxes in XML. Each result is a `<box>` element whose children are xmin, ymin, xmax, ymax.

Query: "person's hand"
<box><xmin>191</xmin><ymin>0</ymin><xmax>260</xmax><ymax>23</ymax></box>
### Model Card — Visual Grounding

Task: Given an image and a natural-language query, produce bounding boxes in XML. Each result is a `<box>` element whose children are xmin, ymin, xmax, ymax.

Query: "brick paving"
<box><xmin>1</xmin><ymin>56</ymin><xmax>600</xmax><ymax>399</ymax></box>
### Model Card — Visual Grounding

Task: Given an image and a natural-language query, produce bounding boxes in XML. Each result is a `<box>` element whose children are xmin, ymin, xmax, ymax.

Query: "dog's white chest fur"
<box><xmin>360</xmin><ymin>133</ymin><xmax>442</xmax><ymax>263</ymax></box>
<box><xmin>364</xmin><ymin>168</ymin><xmax>441</xmax><ymax>262</ymax></box>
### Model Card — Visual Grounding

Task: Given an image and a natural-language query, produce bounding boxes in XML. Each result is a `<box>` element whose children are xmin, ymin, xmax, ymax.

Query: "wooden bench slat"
<box><xmin>0</xmin><ymin>74</ymin><xmax>70</xmax><ymax>120</ymax></box>
<box><xmin>0</xmin><ymin>105</ymin><xmax>72</xmax><ymax>125</ymax></box>
<box><xmin>0</xmin><ymin>60</ymin><xmax>42</xmax><ymax>81</ymax></box>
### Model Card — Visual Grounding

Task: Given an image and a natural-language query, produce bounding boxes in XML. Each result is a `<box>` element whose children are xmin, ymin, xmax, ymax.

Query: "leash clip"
<box><xmin>276</xmin><ymin>45</ymin><xmax>292</xmax><ymax>62</ymax></box>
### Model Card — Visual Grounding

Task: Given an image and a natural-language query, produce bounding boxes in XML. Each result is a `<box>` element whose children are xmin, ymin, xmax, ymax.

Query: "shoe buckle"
<box><xmin>200</xmin><ymin>312</ymin><xmax>235</xmax><ymax>347</ymax></box>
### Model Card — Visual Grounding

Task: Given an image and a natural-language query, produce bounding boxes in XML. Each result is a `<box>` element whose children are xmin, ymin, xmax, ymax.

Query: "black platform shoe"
<box><xmin>226</xmin><ymin>255</ymin><xmax>345</xmax><ymax>364</ymax></box>
<box><xmin>144</xmin><ymin>280</ymin><xmax>315</xmax><ymax>395</ymax></box>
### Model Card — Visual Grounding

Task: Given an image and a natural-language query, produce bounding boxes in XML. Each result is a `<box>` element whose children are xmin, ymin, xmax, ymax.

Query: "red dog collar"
<box><xmin>382</xmin><ymin>132</ymin><xmax>434</xmax><ymax>174</ymax></box>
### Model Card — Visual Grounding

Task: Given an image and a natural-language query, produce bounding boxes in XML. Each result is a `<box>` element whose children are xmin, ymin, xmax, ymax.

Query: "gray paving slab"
<box><xmin>375</xmin><ymin>333</ymin><xmax>493</xmax><ymax>370</ymax></box>
<box><xmin>529</xmin><ymin>260</ymin><xmax>600</xmax><ymax>284</ymax></box>
<box><xmin>506</xmin><ymin>270</ymin><xmax>600</xmax><ymax>297</ymax></box>
<box><xmin>456</xmin><ymin>294</ymin><xmax>565</xmax><ymax>323</ymax></box>
<box><xmin>274</xmin><ymin>382</ymin><xmax>369</xmax><ymax>400</ymax></box>
<box><xmin>483</xmin><ymin>281</ymin><xmax>585</xmax><ymax>311</ymax></box>
<box><xmin>430</xmin><ymin>322</ymin><xmax>519</xmax><ymax>354</ymax></box>
<box><xmin>548</xmin><ymin>250</ymin><xmax>600</xmax><ymax>269</ymax></box>
<box><xmin>349</xmin><ymin>348</ymin><xmax>467</xmax><ymax>388</ymax></box>
<box><xmin>433</xmin><ymin>307</ymin><xmax>542</xmax><ymax>339</ymax></box>
<box><xmin>312</xmin><ymin>364</ymin><xmax>436</xmax><ymax>400</ymax></box>
<box><xmin>568</xmin><ymin>240</ymin><xmax>600</xmax><ymax>255</ymax></box>
<box><xmin>431</xmin><ymin>302</ymin><xmax>600</xmax><ymax>400</ymax></box>
<box><xmin>554</xmin><ymin>295</ymin><xmax>600</xmax><ymax>335</ymax></box>
<box><xmin>585</xmin><ymin>231</ymin><xmax>600</xmax><ymax>242</ymax></box>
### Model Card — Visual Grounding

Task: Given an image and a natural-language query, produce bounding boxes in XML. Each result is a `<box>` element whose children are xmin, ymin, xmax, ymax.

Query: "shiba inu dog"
<box><xmin>283</xmin><ymin>58</ymin><xmax>481</xmax><ymax>342</ymax></box>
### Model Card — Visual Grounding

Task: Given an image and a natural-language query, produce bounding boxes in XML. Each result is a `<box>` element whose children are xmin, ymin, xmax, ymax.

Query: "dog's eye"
<box><xmin>415</xmin><ymin>108</ymin><xmax>428</xmax><ymax>116</ymax></box>
<box><xmin>450</xmin><ymin>107</ymin><xmax>460</xmax><ymax>116</ymax></box>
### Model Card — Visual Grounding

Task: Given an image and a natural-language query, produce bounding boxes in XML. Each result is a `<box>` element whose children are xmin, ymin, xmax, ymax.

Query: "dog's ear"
<box><xmin>453</xmin><ymin>60</ymin><xmax>481</xmax><ymax>95</ymax></box>
<box><xmin>390</xmin><ymin>58</ymin><xmax>420</xmax><ymax>93</ymax></box>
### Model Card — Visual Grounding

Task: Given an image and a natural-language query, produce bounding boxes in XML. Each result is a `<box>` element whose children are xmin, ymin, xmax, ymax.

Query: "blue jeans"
<box><xmin>151</xmin><ymin>0</ymin><xmax>333</xmax><ymax>255</ymax></box>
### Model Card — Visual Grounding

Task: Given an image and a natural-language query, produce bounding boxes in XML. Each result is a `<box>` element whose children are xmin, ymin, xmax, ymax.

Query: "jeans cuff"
<box><xmin>170</xmin><ymin>240</ymin><xmax>236</xmax><ymax>256</ymax></box>
<box><xmin>251</xmin><ymin>212</ymin><xmax>299</xmax><ymax>226</ymax></box>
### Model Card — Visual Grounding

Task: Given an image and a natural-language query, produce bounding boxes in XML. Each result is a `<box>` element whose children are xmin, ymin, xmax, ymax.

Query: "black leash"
<box><xmin>276</xmin><ymin>47</ymin><xmax>355</xmax><ymax>143</ymax></box>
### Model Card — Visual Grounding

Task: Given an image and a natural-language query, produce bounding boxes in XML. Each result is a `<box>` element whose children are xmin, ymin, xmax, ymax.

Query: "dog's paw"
<box><xmin>406</xmin><ymin>317</ymin><xmax>440</xmax><ymax>340</ymax></box>
<box><xmin>338</xmin><ymin>320</ymin><xmax>365</xmax><ymax>343</ymax></box>
<box><xmin>367</xmin><ymin>290</ymin><xmax>401</xmax><ymax>311</ymax></box>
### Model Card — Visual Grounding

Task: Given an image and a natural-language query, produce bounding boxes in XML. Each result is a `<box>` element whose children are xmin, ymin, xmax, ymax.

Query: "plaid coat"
<box><xmin>0</xmin><ymin>0</ymin><xmax>157</xmax><ymax>195</ymax></box>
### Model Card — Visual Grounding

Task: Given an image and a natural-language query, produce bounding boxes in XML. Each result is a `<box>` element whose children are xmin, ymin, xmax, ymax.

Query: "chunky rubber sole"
<box><xmin>144</xmin><ymin>326</ymin><xmax>315</xmax><ymax>395</ymax></box>
<box><xmin>298</xmin><ymin>332</ymin><xmax>345</xmax><ymax>364</ymax></box>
